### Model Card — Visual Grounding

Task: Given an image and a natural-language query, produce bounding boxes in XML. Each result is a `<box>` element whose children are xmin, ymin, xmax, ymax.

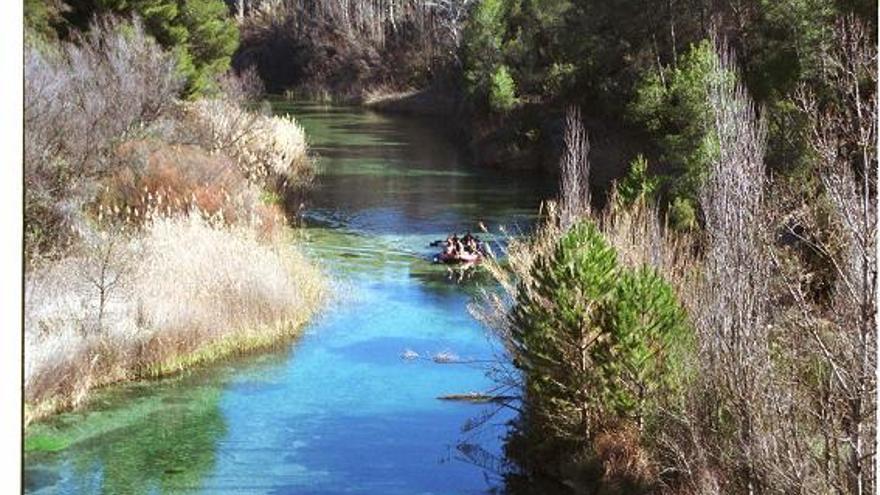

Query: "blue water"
<box><xmin>24</xmin><ymin>103</ymin><xmax>554</xmax><ymax>494</ymax></box>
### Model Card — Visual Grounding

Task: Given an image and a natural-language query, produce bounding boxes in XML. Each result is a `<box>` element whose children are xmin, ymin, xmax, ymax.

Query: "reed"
<box><xmin>24</xmin><ymin>214</ymin><xmax>327</xmax><ymax>426</ymax></box>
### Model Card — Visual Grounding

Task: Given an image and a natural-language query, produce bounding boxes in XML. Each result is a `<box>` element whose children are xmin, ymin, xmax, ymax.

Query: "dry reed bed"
<box><xmin>25</xmin><ymin>215</ymin><xmax>327</xmax><ymax>426</ymax></box>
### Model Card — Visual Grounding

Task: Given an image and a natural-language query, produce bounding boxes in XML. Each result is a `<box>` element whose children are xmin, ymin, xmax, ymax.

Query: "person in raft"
<box><xmin>463</xmin><ymin>232</ymin><xmax>478</xmax><ymax>254</ymax></box>
<box><xmin>443</xmin><ymin>235</ymin><xmax>456</xmax><ymax>257</ymax></box>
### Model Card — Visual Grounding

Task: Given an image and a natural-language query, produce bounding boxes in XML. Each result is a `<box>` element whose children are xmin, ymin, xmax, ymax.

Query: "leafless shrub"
<box><xmin>425</xmin><ymin>0</ymin><xmax>475</xmax><ymax>60</ymax></box>
<box><xmin>769</xmin><ymin>16</ymin><xmax>877</xmax><ymax>495</ymax></box>
<box><xmin>559</xmin><ymin>106</ymin><xmax>591</xmax><ymax>228</ymax></box>
<box><xmin>72</xmin><ymin>227</ymin><xmax>138</xmax><ymax>334</ymax></box>
<box><xmin>24</xmin><ymin>15</ymin><xmax>183</xmax><ymax>259</ymax></box>
<box><xmin>598</xmin><ymin>193</ymin><xmax>698</xmax><ymax>299</ymax></box>
<box><xmin>186</xmin><ymin>98</ymin><xmax>314</xmax><ymax>192</ymax></box>
<box><xmin>686</xmin><ymin>39</ymin><xmax>776</xmax><ymax>493</ymax></box>
<box><xmin>218</xmin><ymin>65</ymin><xmax>266</xmax><ymax>104</ymax></box>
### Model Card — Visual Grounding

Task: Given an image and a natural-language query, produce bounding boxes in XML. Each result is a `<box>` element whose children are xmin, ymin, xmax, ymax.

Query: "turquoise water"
<box><xmin>24</xmin><ymin>103</ymin><xmax>555</xmax><ymax>494</ymax></box>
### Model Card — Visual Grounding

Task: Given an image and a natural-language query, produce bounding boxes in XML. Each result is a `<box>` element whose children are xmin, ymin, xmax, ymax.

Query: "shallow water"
<box><xmin>24</xmin><ymin>102</ymin><xmax>555</xmax><ymax>494</ymax></box>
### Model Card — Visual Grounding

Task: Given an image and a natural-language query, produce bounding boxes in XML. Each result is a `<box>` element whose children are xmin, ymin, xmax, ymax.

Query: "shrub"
<box><xmin>602</xmin><ymin>266</ymin><xmax>690</xmax><ymax>423</ymax></box>
<box><xmin>615</xmin><ymin>155</ymin><xmax>658</xmax><ymax>207</ymax></box>
<box><xmin>186</xmin><ymin>98</ymin><xmax>313</xmax><ymax>192</ymax></box>
<box><xmin>97</xmin><ymin>139</ymin><xmax>285</xmax><ymax>236</ymax></box>
<box><xmin>24</xmin><ymin>16</ymin><xmax>183</xmax><ymax>261</ymax></box>
<box><xmin>668</xmin><ymin>196</ymin><xmax>697</xmax><ymax>231</ymax></box>
<box><xmin>489</xmin><ymin>65</ymin><xmax>518</xmax><ymax>114</ymax></box>
<box><xmin>511</xmin><ymin>220</ymin><xmax>619</xmax><ymax>438</ymax></box>
<box><xmin>473</xmin><ymin>109</ymin><xmax>697</xmax><ymax>491</ymax></box>
<box><xmin>512</xmin><ymin>220</ymin><xmax>690</xmax><ymax>434</ymax></box>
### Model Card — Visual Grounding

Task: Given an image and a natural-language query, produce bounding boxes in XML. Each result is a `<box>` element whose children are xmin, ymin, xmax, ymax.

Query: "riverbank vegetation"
<box><xmin>232</xmin><ymin>0</ymin><xmax>466</xmax><ymax>97</ymax></box>
<box><xmin>225</xmin><ymin>6</ymin><xmax>876</xmax><ymax>490</ymax></box>
<box><xmin>24</xmin><ymin>8</ymin><xmax>325</xmax><ymax>425</ymax></box>
<box><xmin>473</xmin><ymin>22</ymin><xmax>876</xmax><ymax>493</ymax></box>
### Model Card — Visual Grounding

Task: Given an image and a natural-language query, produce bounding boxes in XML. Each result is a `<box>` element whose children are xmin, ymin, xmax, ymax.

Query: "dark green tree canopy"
<box><xmin>55</xmin><ymin>0</ymin><xmax>239</xmax><ymax>97</ymax></box>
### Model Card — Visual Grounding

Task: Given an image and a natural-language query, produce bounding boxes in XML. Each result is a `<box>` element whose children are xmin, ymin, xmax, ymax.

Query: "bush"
<box><xmin>511</xmin><ymin>220</ymin><xmax>619</xmax><ymax>436</ymax></box>
<box><xmin>494</xmin><ymin>217</ymin><xmax>692</xmax><ymax>488</ymax></box>
<box><xmin>489</xmin><ymin>65</ymin><xmax>518</xmax><ymax>113</ymax></box>
<box><xmin>602</xmin><ymin>266</ymin><xmax>690</xmax><ymax>421</ymax></box>
<box><xmin>513</xmin><ymin>219</ymin><xmax>689</xmax><ymax>430</ymax></box>
<box><xmin>24</xmin><ymin>16</ymin><xmax>183</xmax><ymax>261</ymax></box>
<box><xmin>668</xmin><ymin>196</ymin><xmax>697</xmax><ymax>231</ymax></box>
<box><xmin>186</xmin><ymin>98</ymin><xmax>313</xmax><ymax>192</ymax></box>
<box><xmin>615</xmin><ymin>155</ymin><xmax>658</xmax><ymax>206</ymax></box>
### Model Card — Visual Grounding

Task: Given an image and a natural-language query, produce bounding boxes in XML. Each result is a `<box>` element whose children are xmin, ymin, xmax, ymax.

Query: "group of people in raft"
<box><xmin>435</xmin><ymin>232</ymin><xmax>489</xmax><ymax>263</ymax></box>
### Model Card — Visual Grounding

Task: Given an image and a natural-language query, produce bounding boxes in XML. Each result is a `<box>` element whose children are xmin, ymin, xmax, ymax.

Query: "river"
<box><xmin>24</xmin><ymin>102</ymin><xmax>555</xmax><ymax>494</ymax></box>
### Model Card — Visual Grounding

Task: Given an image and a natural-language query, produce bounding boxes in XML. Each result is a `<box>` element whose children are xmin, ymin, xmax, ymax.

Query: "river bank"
<box><xmin>24</xmin><ymin>102</ymin><xmax>556</xmax><ymax>494</ymax></box>
<box><xmin>23</xmin><ymin>20</ymin><xmax>328</xmax><ymax>426</ymax></box>
<box><xmin>25</xmin><ymin>218</ymin><xmax>327</xmax><ymax>426</ymax></box>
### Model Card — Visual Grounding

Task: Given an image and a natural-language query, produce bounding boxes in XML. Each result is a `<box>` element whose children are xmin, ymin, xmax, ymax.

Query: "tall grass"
<box><xmin>25</xmin><ymin>213</ymin><xmax>326</xmax><ymax>425</ymax></box>
<box><xmin>187</xmin><ymin>98</ymin><xmax>313</xmax><ymax>190</ymax></box>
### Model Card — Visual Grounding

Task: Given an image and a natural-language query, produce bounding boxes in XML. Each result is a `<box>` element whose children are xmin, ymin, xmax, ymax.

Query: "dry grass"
<box><xmin>186</xmin><ymin>98</ymin><xmax>313</xmax><ymax>191</ymax></box>
<box><xmin>98</xmin><ymin>139</ymin><xmax>290</xmax><ymax>241</ymax></box>
<box><xmin>24</xmin><ymin>213</ymin><xmax>327</xmax><ymax>426</ymax></box>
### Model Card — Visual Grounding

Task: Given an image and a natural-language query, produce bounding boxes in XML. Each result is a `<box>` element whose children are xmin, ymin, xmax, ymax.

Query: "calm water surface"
<box><xmin>24</xmin><ymin>103</ymin><xmax>555</xmax><ymax>494</ymax></box>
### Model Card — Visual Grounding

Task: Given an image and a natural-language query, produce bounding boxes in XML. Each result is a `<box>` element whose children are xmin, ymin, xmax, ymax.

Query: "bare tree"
<box><xmin>782</xmin><ymin>16</ymin><xmax>877</xmax><ymax>495</ymax></box>
<box><xmin>74</xmin><ymin>226</ymin><xmax>136</xmax><ymax>335</ymax></box>
<box><xmin>693</xmin><ymin>38</ymin><xmax>775</xmax><ymax>492</ymax></box>
<box><xmin>558</xmin><ymin>106</ymin><xmax>591</xmax><ymax>228</ymax></box>
<box><xmin>426</xmin><ymin>0</ymin><xmax>474</xmax><ymax>59</ymax></box>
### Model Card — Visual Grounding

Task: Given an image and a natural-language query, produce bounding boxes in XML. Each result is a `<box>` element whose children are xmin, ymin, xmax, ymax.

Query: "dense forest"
<box><xmin>23</xmin><ymin>0</ymin><xmax>877</xmax><ymax>494</ymax></box>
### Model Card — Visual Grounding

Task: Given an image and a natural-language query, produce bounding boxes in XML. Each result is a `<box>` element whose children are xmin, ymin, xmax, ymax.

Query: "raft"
<box><xmin>434</xmin><ymin>251</ymin><xmax>482</xmax><ymax>264</ymax></box>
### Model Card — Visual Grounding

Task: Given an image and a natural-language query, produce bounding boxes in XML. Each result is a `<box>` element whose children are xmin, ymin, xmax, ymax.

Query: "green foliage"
<box><xmin>668</xmin><ymin>196</ymin><xmax>698</xmax><ymax>232</ymax></box>
<box><xmin>462</xmin><ymin>0</ymin><xmax>508</xmax><ymax>106</ymax></box>
<box><xmin>512</xmin><ymin>219</ymin><xmax>691</xmax><ymax>438</ymax></box>
<box><xmin>489</xmin><ymin>65</ymin><xmax>518</xmax><ymax>113</ymax></box>
<box><xmin>602</xmin><ymin>266</ymin><xmax>690</xmax><ymax>419</ymax></box>
<box><xmin>512</xmin><ymin>221</ymin><xmax>617</xmax><ymax>439</ymax></box>
<box><xmin>616</xmin><ymin>155</ymin><xmax>658</xmax><ymax>206</ymax></box>
<box><xmin>25</xmin><ymin>0</ymin><xmax>65</xmax><ymax>40</ymax></box>
<box><xmin>179</xmin><ymin>0</ymin><xmax>239</xmax><ymax>95</ymax></box>
<box><xmin>259</xmin><ymin>190</ymin><xmax>282</xmax><ymax>206</ymax></box>
<box><xmin>542</xmin><ymin>62</ymin><xmax>576</xmax><ymax>96</ymax></box>
<box><xmin>630</xmin><ymin>40</ymin><xmax>725</xmax><ymax>205</ymax></box>
<box><xmin>62</xmin><ymin>0</ymin><xmax>239</xmax><ymax>97</ymax></box>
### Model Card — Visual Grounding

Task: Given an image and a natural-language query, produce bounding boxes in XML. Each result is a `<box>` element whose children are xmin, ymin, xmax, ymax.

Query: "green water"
<box><xmin>24</xmin><ymin>102</ymin><xmax>555</xmax><ymax>494</ymax></box>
